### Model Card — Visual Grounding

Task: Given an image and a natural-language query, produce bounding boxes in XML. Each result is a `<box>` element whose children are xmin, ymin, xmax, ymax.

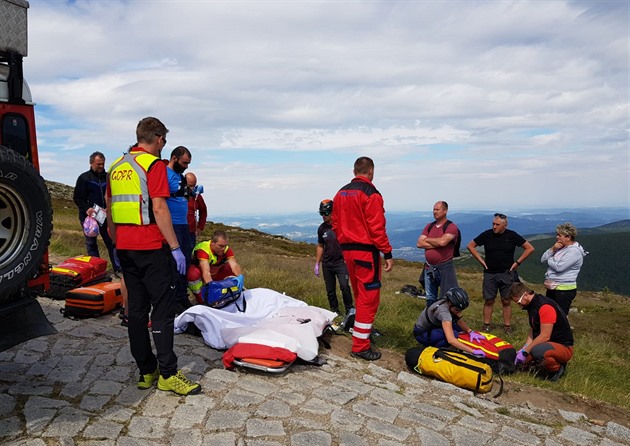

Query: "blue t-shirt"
<box><xmin>166</xmin><ymin>167</ymin><xmax>188</xmax><ymax>225</ymax></box>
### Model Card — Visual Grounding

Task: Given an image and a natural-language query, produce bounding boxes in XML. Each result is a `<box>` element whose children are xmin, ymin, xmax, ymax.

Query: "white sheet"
<box><xmin>174</xmin><ymin>288</ymin><xmax>336</xmax><ymax>360</ymax></box>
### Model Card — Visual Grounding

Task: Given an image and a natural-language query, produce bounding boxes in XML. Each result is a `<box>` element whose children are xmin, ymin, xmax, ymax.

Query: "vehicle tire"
<box><xmin>0</xmin><ymin>146</ymin><xmax>53</xmax><ymax>303</ymax></box>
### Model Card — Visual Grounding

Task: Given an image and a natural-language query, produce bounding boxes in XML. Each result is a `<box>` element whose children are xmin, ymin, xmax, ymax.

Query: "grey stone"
<box><xmin>256</xmin><ymin>399</ymin><xmax>292</xmax><ymax>418</ymax></box>
<box><xmin>202</xmin><ymin>431</ymin><xmax>237</xmax><ymax>446</ymax></box>
<box><xmin>415</xmin><ymin>426</ymin><xmax>451</xmax><ymax>446</ymax></box>
<box><xmin>353</xmin><ymin>400</ymin><xmax>399</xmax><ymax>423</ymax></box>
<box><xmin>41</xmin><ymin>407</ymin><xmax>90</xmax><ymax>437</ymax></box>
<box><xmin>80</xmin><ymin>395</ymin><xmax>112</xmax><ymax>411</ymax></box>
<box><xmin>237</xmin><ymin>375</ymin><xmax>280</xmax><ymax>396</ymax></box>
<box><xmin>607</xmin><ymin>421</ymin><xmax>630</xmax><ymax>443</ymax></box>
<box><xmin>171</xmin><ymin>428</ymin><xmax>204</xmax><ymax>445</ymax></box>
<box><xmin>24</xmin><ymin>408</ymin><xmax>56</xmax><ymax>435</ymax></box>
<box><xmin>88</xmin><ymin>379</ymin><xmax>124</xmax><ymax>396</ymax></box>
<box><xmin>245</xmin><ymin>418</ymin><xmax>285</xmax><ymax>437</ymax></box>
<box><xmin>317</xmin><ymin>386</ymin><xmax>358</xmax><ymax>406</ymax></box>
<box><xmin>223</xmin><ymin>388</ymin><xmax>265</xmax><ymax>407</ymax></box>
<box><xmin>138</xmin><ymin>392</ymin><xmax>178</xmax><ymax>417</ymax></box>
<box><xmin>558</xmin><ymin>426</ymin><xmax>599</xmax><ymax>445</ymax></box>
<box><xmin>330</xmin><ymin>408</ymin><xmax>366</xmax><ymax>433</ymax></box>
<box><xmin>457</xmin><ymin>415</ymin><xmax>498</xmax><ymax>433</ymax></box>
<box><xmin>0</xmin><ymin>393</ymin><xmax>16</xmax><ymax>417</ymax></box>
<box><xmin>290</xmin><ymin>431</ymin><xmax>333</xmax><ymax>446</ymax></box>
<box><xmin>274</xmin><ymin>389</ymin><xmax>308</xmax><ymax>405</ymax></box>
<box><xmin>127</xmin><ymin>416</ymin><xmax>168</xmax><ymax>439</ymax></box>
<box><xmin>398</xmin><ymin>408</ymin><xmax>447</xmax><ymax>431</ymax></box>
<box><xmin>409</xmin><ymin>401</ymin><xmax>458</xmax><ymax>422</ymax></box>
<box><xmin>0</xmin><ymin>416</ymin><xmax>21</xmax><ymax>438</ymax></box>
<box><xmin>453</xmin><ymin>402</ymin><xmax>483</xmax><ymax>418</ymax></box>
<box><xmin>169</xmin><ymin>402</ymin><xmax>210</xmax><ymax>429</ymax></box>
<box><xmin>205</xmin><ymin>410</ymin><xmax>248</xmax><ymax>431</ymax></box>
<box><xmin>288</xmin><ymin>416</ymin><xmax>328</xmax><ymax>431</ymax></box>
<box><xmin>362</xmin><ymin>374</ymin><xmax>400</xmax><ymax>392</ymax></box>
<box><xmin>339</xmin><ymin>431</ymin><xmax>369</xmax><ymax>446</ymax></box>
<box><xmin>332</xmin><ymin>378</ymin><xmax>374</xmax><ymax>395</ymax></box>
<box><xmin>499</xmin><ymin>425</ymin><xmax>541</xmax><ymax>445</ymax></box>
<box><xmin>82</xmin><ymin>420</ymin><xmax>124</xmax><ymax>439</ymax></box>
<box><xmin>558</xmin><ymin>409</ymin><xmax>586</xmax><ymax>423</ymax></box>
<box><xmin>449</xmin><ymin>424</ymin><xmax>494</xmax><ymax>446</ymax></box>
<box><xmin>369</xmin><ymin>388</ymin><xmax>408</xmax><ymax>407</ymax></box>
<box><xmin>367</xmin><ymin>363</ymin><xmax>395</xmax><ymax>379</ymax></box>
<box><xmin>365</xmin><ymin>419</ymin><xmax>411</xmax><ymax>441</ymax></box>
<box><xmin>102</xmin><ymin>405</ymin><xmax>136</xmax><ymax>422</ymax></box>
<box><xmin>301</xmin><ymin>397</ymin><xmax>338</xmax><ymax>415</ymax></box>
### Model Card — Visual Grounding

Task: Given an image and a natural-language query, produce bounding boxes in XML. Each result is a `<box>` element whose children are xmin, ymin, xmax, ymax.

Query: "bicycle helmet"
<box><xmin>319</xmin><ymin>199</ymin><xmax>333</xmax><ymax>216</ymax></box>
<box><xmin>445</xmin><ymin>287</ymin><xmax>469</xmax><ymax>311</ymax></box>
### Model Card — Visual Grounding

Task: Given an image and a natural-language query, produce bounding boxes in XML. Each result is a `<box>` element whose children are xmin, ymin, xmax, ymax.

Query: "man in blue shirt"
<box><xmin>166</xmin><ymin>146</ymin><xmax>193</xmax><ymax>312</ymax></box>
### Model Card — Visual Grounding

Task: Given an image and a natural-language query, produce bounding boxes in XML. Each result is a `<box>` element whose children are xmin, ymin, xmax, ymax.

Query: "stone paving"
<box><xmin>1</xmin><ymin>297</ymin><xmax>629</xmax><ymax>445</ymax></box>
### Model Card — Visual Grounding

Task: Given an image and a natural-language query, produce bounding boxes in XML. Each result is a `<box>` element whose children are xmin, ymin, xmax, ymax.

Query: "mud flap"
<box><xmin>0</xmin><ymin>298</ymin><xmax>57</xmax><ymax>352</ymax></box>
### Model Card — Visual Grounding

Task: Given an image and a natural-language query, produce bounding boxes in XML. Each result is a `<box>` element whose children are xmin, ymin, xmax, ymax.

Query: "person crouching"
<box><xmin>509</xmin><ymin>282</ymin><xmax>573</xmax><ymax>381</ymax></box>
<box><xmin>413</xmin><ymin>287</ymin><xmax>487</xmax><ymax>357</ymax></box>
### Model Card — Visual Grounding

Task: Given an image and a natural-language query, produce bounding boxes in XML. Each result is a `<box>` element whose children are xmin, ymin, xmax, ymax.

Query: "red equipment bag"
<box><xmin>62</xmin><ymin>281</ymin><xmax>123</xmax><ymax>319</ymax></box>
<box><xmin>46</xmin><ymin>256</ymin><xmax>109</xmax><ymax>299</ymax></box>
<box><xmin>457</xmin><ymin>331</ymin><xmax>517</xmax><ymax>374</ymax></box>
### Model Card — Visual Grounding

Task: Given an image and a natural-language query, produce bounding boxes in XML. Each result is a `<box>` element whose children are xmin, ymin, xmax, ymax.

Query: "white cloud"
<box><xmin>21</xmin><ymin>0</ymin><xmax>629</xmax><ymax>214</ymax></box>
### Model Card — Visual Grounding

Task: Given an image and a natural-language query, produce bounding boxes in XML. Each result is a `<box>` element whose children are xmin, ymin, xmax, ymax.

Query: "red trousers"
<box><xmin>342</xmin><ymin>249</ymin><xmax>382</xmax><ymax>353</ymax></box>
<box><xmin>528</xmin><ymin>342</ymin><xmax>573</xmax><ymax>372</ymax></box>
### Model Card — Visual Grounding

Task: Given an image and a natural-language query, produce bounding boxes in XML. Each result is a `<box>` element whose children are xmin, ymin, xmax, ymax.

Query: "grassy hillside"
<box><xmin>46</xmin><ymin>181</ymin><xmax>630</xmax><ymax>410</ymax></box>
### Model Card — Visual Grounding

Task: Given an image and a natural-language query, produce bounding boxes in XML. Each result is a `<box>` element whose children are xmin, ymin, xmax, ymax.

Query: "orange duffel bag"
<box><xmin>62</xmin><ymin>281</ymin><xmax>122</xmax><ymax>319</ymax></box>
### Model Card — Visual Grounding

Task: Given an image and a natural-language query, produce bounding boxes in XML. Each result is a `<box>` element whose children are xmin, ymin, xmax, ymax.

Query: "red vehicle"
<box><xmin>0</xmin><ymin>0</ymin><xmax>56</xmax><ymax>350</ymax></box>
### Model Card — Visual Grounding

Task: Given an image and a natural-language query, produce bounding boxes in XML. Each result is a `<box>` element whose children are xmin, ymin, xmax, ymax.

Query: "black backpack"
<box><xmin>427</xmin><ymin>220</ymin><xmax>461</xmax><ymax>257</ymax></box>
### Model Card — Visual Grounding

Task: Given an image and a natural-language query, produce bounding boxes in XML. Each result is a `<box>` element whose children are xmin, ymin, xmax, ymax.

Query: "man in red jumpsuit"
<box><xmin>332</xmin><ymin>156</ymin><xmax>394</xmax><ymax>361</ymax></box>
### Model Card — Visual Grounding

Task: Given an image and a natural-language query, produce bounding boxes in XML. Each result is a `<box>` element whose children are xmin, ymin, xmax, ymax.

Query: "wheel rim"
<box><xmin>0</xmin><ymin>182</ymin><xmax>29</xmax><ymax>268</ymax></box>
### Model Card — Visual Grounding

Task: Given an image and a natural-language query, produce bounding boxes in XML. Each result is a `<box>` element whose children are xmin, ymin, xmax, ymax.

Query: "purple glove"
<box><xmin>514</xmin><ymin>350</ymin><xmax>527</xmax><ymax>365</ymax></box>
<box><xmin>471</xmin><ymin>349</ymin><xmax>486</xmax><ymax>358</ymax></box>
<box><xmin>468</xmin><ymin>331</ymin><xmax>486</xmax><ymax>343</ymax></box>
<box><xmin>314</xmin><ymin>263</ymin><xmax>320</xmax><ymax>277</ymax></box>
<box><xmin>171</xmin><ymin>248</ymin><xmax>186</xmax><ymax>275</ymax></box>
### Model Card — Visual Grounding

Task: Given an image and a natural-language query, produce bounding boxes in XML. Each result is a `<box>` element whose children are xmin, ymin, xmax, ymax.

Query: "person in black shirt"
<box><xmin>509</xmin><ymin>282</ymin><xmax>573</xmax><ymax>381</ymax></box>
<box><xmin>467</xmin><ymin>213</ymin><xmax>534</xmax><ymax>333</ymax></box>
<box><xmin>73</xmin><ymin>151</ymin><xmax>121</xmax><ymax>275</ymax></box>
<box><xmin>314</xmin><ymin>199</ymin><xmax>353</xmax><ymax>316</ymax></box>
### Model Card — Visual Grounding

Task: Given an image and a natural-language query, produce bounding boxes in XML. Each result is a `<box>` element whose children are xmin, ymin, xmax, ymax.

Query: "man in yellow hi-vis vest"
<box><xmin>106</xmin><ymin>117</ymin><xmax>201</xmax><ymax>396</ymax></box>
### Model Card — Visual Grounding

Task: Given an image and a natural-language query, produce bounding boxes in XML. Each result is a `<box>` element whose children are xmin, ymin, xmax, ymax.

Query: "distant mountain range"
<box><xmin>212</xmin><ymin>208</ymin><xmax>629</xmax><ymax>262</ymax></box>
<box><xmin>212</xmin><ymin>208</ymin><xmax>630</xmax><ymax>296</ymax></box>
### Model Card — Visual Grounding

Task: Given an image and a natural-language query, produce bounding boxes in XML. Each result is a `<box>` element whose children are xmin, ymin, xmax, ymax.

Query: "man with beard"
<box><xmin>166</xmin><ymin>146</ymin><xmax>193</xmax><ymax>313</ymax></box>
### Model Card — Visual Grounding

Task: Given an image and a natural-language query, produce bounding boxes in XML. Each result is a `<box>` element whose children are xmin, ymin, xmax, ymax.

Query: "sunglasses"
<box><xmin>154</xmin><ymin>133</ymin><xmax>167</xmax><ymax>144</ymax></box>
<box><xmin>517</xmin><ymin>292</ymin><xmax>527</xmax><ymax>304</ymax></box>
<box><xmin>319</xmin><ymin>212</ymin><xmax>331</xmax><ymax>216</ymax></box>
<box><xmin>494</xmin><ymin>213</ymin><xmax>507</xmax><ymax>219</ymax></box>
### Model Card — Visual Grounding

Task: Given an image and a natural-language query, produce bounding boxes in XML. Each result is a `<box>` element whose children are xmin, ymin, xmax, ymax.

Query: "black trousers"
<box><xmin>322</xmin><ymin>260</ymin><xmax>354</xmax><ymax>314</ymax></box>
<box><xmin>118</xmin><ymin>246</ymin><xmax>178</xmax><ymax>377</ymax></box>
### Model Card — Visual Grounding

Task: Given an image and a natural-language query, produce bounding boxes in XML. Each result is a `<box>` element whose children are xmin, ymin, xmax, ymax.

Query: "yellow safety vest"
<box><xmin>108</xmin><ymin>151</ymin><xmax>159</xmax><ymax>225</ymax></box>
<box><xmin>193</xmin><ymin>240</ymin><xmax>229</xmax><ymax>265</ymax></box>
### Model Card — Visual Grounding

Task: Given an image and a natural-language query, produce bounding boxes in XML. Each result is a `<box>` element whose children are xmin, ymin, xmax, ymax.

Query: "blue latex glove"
<box><xmin>472</xmin><ymin>349</ymin><xmax>486</xmax><ymax>358</ymax></box>
<box><xmin>235</xmin><ymin>274</ymin><xmax>244</xmax><ymax>291</ymax></box>
<box><xmin>171</xmin><ymin>248</ymin><xmax>186</xmax><ymax>275</ymax></box>
<box><xmin>469</xmin><ymin>331</ymin><xmax>486</xmax><ymax>343</ymax></box>
<box><xmin>514</xmin><ymin>350</ymin><xmax>527</xmax><ymax>365</ymax></box>
<box><xmin>314</xmin><ymin>263</ymin><xmax>320</xmax><ymax>277</ymax></box>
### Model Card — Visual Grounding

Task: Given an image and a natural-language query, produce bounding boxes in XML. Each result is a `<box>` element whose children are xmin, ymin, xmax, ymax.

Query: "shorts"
<box><xmin>483</xmin><ymin>271</ymin><xmax>518</xmax><ymax>301</ymax></box>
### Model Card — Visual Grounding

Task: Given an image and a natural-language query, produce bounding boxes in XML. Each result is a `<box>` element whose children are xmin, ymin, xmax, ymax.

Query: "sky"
<box><xmin>22</xmin><ymin>0</ymin><xmax>630</xmax><ymax>215</ymax></box>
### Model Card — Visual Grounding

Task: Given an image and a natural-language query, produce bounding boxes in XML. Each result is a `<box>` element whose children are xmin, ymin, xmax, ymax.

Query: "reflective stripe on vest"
<box><xmin>108</xmin><ymin>151</ymin><xmax>159</xmax><ymax>225</ymax></box>
<box><xmin>193</xmin><ymin>240</ymin><xmax>229</xmax><ymax>265</ymax></box>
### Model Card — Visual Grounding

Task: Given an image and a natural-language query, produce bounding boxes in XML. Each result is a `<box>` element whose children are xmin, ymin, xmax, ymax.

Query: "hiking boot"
<box><xmin>342</xmin><ymin>308</ymin><xmax>356</xmax><ymax>332</ymax></box>
<box><xmin>547</xmin><ymin>364</ymin><xmax>566</xmax><ymax>382</ymax></box>
<box><xmin>351</xmin><ymin>348</ymin><xmax>381</xmax><ymax>361</ymax></box>
<box><xmin>137</xmin><ymin>368</ymin><xmax>159</xmax><ymax>390</ymax></box>
<box><xmin>502</xmin><ymin>325</ymin><xmax>513</xmax><ymax>334</ymax></box>
<box><xmin>482</xmin><ymin>323</ymin><xmax>492</xmax><ymax>332</ymax></box>
<box><xmin>120</xmin><ymin>315</ymin><xmax>128</xmax><ymax>327</ymax></box>
<box><xmin>157</xmin><ymin>370</ymin><xmax>202</xmax><ymax>395</ymax></box>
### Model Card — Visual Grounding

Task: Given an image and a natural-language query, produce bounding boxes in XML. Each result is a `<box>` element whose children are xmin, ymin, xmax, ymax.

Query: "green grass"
<box><xmin>48</xmin><ymin>193</ymin><xmax>630</xmax><ymax>410</ymax></box>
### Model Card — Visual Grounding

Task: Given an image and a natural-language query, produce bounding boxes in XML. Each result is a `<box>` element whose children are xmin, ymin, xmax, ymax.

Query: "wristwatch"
<box><xmin>522</xmin><ymin>350</ymin><xmax>529</xmax><ymax>357</ymax></box>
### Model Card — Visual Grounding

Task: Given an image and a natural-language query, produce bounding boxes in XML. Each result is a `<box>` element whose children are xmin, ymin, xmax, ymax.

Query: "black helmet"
<box><xmin>445</xmin><ymin>287</ymin><xmax>469</xmax><ymax>311</ymax></box>
<box><xmin>319</xmin><ymin>199</ymin><xmax>333</xmax><ymax>216</ymax></box>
